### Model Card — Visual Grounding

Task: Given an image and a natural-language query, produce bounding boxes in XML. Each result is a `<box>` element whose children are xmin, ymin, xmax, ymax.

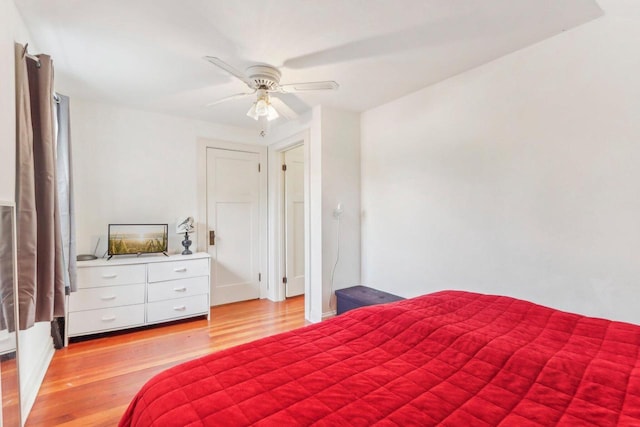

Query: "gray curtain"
<box><xmin>0</xmin><ymin>207</ymin><xmax>16</xmax><ymax>332</ymax></box>
<box><xmin>56</xmin><ymin>94</ymin><xmax>77</xmax><ymax>293</ymax></box>
<box><xmin>15</xmin><ymin>43</ymin><xmax>38</xmax><ymax>330</ymax></box>
<box><xmin>14</xmin><ymin>43</ymin><xmax>65</xmax><ymax>330</ymax></box>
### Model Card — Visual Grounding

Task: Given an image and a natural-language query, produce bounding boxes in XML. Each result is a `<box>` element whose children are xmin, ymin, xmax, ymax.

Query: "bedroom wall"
<box><xmin>0</xmin><ymin>0</ymin><xmax>56</xmax><ymax>421</ymax></box>
<box><xmin>320</xmin><ymin>108</ymin><xmax>361</xmax><ymax>316</ymax></box>
<box><xmin>69</xmin><ymin>99</ymin><xmax>257</xmax><ymax>256</ymax></box>
<box><xmin>0</xmin><ymin>0</ymin><xmax>17</xmax><ymax>202</ymax></box>
<box><xmin>360</xmin><ymin>0</ymin><xmax>640</xmax><ymax>325</ymax></box>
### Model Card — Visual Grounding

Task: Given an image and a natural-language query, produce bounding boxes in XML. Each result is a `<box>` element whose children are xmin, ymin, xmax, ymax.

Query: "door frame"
<box><xmin>197</xmin><ymin>138</ymin><xmax>268</xmax><ymax>300</ymax></box>
<box><xmin>267</xmin><ymin>131</ymin><xmax>310</xmax><ymax>305</ymax></box>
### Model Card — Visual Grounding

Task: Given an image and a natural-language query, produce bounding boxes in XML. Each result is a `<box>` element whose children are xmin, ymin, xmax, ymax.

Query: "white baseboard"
<box><xmin>21</xmin><ymin>336</ymin><xmax>54</xmax><ymax>425</ymax></box>
<box><xmin>308</xmin><ymin>309</ymin><xmax>322</xmax><ymax>323</ymax></box>
<box><xmin>322</xmin><ymin>309</ymin><xmax>337</xmax><ymax>320</ymax></box>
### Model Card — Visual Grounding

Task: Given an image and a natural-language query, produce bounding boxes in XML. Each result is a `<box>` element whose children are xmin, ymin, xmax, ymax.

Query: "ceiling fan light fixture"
<box><xmin>247</xmin><ymin>95</ymin><xmax>279</xmax><ymax>122</ymax></box>
<box><xmin>204</xmin><ymin>57</ymin><xmax>336</xmax><ymax>125</ymax></box>
<box><xmin>205</xmin><ymin>58</ymin><xmax>337</xmax><ymax>126</ymax></box>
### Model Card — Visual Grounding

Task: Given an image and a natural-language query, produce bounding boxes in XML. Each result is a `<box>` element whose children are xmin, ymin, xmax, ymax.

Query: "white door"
<box><xmin>207</xmin><ymin>148</ymin><xmax>261</xmax><ymax>305</ymax></box>
<box><xmin>284</xmin><ymin>146</ymin><xmax>305</xmax><ymax>297</ymax></box>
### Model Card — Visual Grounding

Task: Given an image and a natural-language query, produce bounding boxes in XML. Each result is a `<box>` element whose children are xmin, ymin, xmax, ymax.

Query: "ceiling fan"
<box><xmin>203</xmin><ymin>56</ymin><xmax>339</xmax><ymax>126</ymax></box>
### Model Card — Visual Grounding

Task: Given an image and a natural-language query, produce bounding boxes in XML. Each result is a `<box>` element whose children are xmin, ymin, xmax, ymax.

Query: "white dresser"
<box><xmin>66</xmin><ymin>253</ymin><xmax>210</xmax><ymax>343</ymax></box>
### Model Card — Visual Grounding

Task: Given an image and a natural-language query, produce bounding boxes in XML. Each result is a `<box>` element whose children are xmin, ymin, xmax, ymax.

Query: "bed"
<box><xmin>119</xmin><ymin>291</ymin><xmax>640</xmax><ymax>426</ymax></box>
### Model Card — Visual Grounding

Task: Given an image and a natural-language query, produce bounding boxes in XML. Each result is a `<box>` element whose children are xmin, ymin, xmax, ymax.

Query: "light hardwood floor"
<box><xmin>26</xmin><ymin>296</ymin><xmax>305</xmax><ymax>427</ymax></box>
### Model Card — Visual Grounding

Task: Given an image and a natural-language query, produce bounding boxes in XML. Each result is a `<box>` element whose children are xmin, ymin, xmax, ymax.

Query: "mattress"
<box><xmin>120</xmin><ymin>291</ymin><xmax>640</xmax><ymax>426</ymax></box>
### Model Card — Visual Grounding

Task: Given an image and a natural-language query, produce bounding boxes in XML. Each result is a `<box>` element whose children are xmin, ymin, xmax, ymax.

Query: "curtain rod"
<box><xmin>22</xmin><ymin>43</ymin><xmax>41</xmax><ymax>68</ymax></box>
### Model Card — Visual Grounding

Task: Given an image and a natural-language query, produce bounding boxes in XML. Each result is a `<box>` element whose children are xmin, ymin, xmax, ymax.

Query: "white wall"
<box><xmin>308</xmin><ymin>107</ymin><xmax>324</xmax><ymax>321</ymax></box>
<box><xmin>320</xmin><ymin>108</ymin><xmax>361</xmax><ymax>315</ymax></box>
<box><xmin>361</xmin><ymin>0</ymin><xmax>640</xmax><ymax>325</ymax></box>
<box><xmin>0</xmin><ymin>0</ymin><xmax>18</xmax><ymax>202</ymax></box>
<box><xmin>69</xmin><ymin>99</ymin><xmax>257</xmax><ymax>255</ymax></box>
<box><xmin>0</xmin><ymin>0</ymin><xmax>56</xmax><ymax>421</ymax></box>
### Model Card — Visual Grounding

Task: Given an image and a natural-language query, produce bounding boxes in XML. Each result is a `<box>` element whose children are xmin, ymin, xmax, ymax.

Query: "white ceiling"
<box><xmin>16</xmin><ymin>0</ymin><xmax>602</xmax><ymax>130</ymax></box>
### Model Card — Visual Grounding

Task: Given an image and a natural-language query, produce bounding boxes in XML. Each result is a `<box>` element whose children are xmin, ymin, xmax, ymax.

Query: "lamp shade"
<box><xmin>246</xmin><ymin>102</ymin><xmax>258</xmax><ymax>120</ymax></box>
<box><xmin>266</xmin><ymin>104</ymin><xmax>279</xmax><ymax>121</ymax></box>
<box><xmin>176</xmin><ymin>217</ymin><xmax>195</xmax><ymax>234</ymax></box>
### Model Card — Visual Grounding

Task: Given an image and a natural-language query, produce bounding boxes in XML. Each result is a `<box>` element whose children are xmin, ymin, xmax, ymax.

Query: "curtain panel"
<box><xmin>14</xmin><ymin>43</ymin><xmax>65</xmax><ymax>330</ymax></box>
<box><xmin>0</xmin><ymin>208</ymin><xmax>16</xmax><ymax>332</ymax></box>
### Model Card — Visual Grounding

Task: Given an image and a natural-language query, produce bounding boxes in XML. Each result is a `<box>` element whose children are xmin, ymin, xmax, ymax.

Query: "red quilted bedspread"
<box><xmin>119</xmin><ymin>291</ymin><xmax>640</xmax><ymax>426</ymax></box>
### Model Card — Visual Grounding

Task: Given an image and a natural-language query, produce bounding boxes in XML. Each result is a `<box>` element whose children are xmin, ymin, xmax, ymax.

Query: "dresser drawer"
<box><xmin>147</xmin><ymin>295</ymin><xmax>208</xmax><ymax>323</ymax></box>
<box><xmin>148</xmin><ymin>258</ymin><xmax>209</xmax><ymax>283</ymax></box>
<box><xmin>68</xmin><ymin>304</ymin><xmax>145</xmax><ymax>336</ymax></box>
<box><xmin>77</xmin><ymin>264</ymin><xmax>146</xmax><ymax>288</ymax></box>
<box><xmin>69</xmin><ymin>284</ymin><xmax>145</xmax><ymax>312</ymax></box>
<box><xmin>147</xmin><ymin>276</ymin><xmax>209</xmax><ymax>302</ymax></box>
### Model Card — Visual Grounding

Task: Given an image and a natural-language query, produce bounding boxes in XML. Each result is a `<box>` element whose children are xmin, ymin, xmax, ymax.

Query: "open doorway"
<box><xmin>268</xmin><ymin>131</ymin><xmax>310</xmax><ymax>315</ymax></box>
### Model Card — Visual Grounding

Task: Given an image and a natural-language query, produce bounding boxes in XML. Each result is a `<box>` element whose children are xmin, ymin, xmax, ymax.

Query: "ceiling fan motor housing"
<box><xmin>246</xmin><ymin>65</ymin><xmax>281</xmax><ymax>89</ymax></box>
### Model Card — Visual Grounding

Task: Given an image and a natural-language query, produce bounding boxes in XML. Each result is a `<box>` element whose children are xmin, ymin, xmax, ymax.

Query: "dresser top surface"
<box><xmin>77</xmin><ymin>252</ymin><xmax>210</xmax><ymax>268</ymax></box>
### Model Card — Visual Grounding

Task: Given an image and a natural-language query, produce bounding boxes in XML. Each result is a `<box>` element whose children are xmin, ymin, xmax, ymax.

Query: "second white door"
<box><xmin>207</xmin><ymin>148</ymin><xmax>261</xmax><ymax>305</ymax></box>
<box><xmin>284</xmin><ymin>145</ymin><xmax>305</xmax><ymax>297</ymax></box>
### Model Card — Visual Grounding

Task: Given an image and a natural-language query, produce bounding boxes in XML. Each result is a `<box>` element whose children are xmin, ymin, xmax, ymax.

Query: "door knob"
<box><xmin>209</xmin><ymin>230</ymin><xmax>216</xmax><ymax>246</ymax></box>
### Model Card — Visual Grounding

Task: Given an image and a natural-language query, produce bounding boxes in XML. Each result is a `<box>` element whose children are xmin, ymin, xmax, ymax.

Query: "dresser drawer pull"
<box><xmin>102</xmin><ymin>274</ymin><xmax>118</xmax><ymax>279</ymax></box>
<box><xmin>173</xmin><ymin>267</ymin><xmax>188</xmax><ymax>273</ymax></box>
<box><xmin>173</xmin><ymin>287</ymin><xmax>187</xmax><ymax>292</ymax></box>
<box><xmin>101</xmin><ymin>315</ymin><xmax>116</xmax><ymax>322</ymax></box>
<box><xmin>100</xmin><ymin>295</ymin><xmax>117</xmax><ymax>301</ymax></box>
<box><xmin>173</xmin><ymin>305</ymin><xmax>187</xmax><ymax>311</ymax></box>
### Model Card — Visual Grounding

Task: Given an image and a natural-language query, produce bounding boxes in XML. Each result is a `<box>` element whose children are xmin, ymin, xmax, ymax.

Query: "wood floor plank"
<box><xmin>26</xmin><ymin>296</ymin><xmax>305</xmax><ymax>426</ymax></box>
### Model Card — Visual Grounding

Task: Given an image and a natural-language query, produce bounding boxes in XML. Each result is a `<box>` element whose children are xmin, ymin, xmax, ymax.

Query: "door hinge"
<box><xmin>282</xmin><ymin>164</ymin><xmax>287</xmax><ymax>172</ymax></box>
<box><xmin>282</xmin><ymin>276</ymin><xmax>288</xmax><ymax>284</ymax></box>
<box><xmin>258</xmin><ymin>273</ymin><xmax>262</xmax><ymax>282</ymax></box>
<box><xmin>258</xmin><ymin>163</ymin><xmax>261</xmax><ymax>172</ymax></box>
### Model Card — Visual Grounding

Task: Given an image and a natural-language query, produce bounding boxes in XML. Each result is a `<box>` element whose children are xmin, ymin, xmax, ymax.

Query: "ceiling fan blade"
<box><xmin>203</xmin><ymin>56</ymin><xmax>255</xmax><ymax>88</ymax></box>
<box><xmin>277</xmin><ymin>81</ymin><xmax>339</xmax><ymax>93</ymax></box>
<box><xmin>204</xmin><ymin>90</ymin><xmax>256</xmax><ymax>107</ymax></box>
<box><xmin>270</xmin><ymin>97</ymin><xmax>298</xmax><ymax>120</ymax></box>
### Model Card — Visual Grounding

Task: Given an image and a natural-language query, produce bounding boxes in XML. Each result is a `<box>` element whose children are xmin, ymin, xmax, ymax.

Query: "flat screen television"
<box><xmin>107</xmin><ymin>224</ymin><xmax>168</xmax><ymax>259</ymax></box>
